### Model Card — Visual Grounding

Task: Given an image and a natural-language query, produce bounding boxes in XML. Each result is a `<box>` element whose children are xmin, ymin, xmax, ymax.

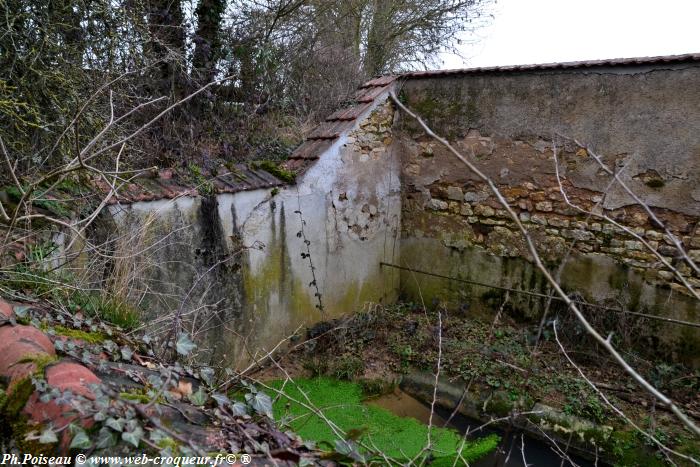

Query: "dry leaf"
<box><xmin>169</xmin><ymin>380</ymin><xmax>193</xmax><ymax>400</ymax></box>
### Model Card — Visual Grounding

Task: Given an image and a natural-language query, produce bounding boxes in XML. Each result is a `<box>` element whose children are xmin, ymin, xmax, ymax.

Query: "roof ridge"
<box><xmin>398</xmin><ymin>53</ymin><xmax>700</xmax><ymax>78</ymax></box>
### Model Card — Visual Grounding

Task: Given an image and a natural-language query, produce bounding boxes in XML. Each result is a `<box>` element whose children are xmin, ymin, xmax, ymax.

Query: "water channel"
<box><xmin>369</xmin><ymin>389</ymin><xmax>599</xmax><ymax>467</ymax></box>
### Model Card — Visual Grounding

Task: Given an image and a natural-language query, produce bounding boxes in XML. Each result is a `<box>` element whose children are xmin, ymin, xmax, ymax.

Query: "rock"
<box><xmin>548</xmin><ymin>217</ymin><xmax>570</xmax><ymax>228</ymax></box>
<box><xmin>460</xmin><ymin>204</ymin><xmax>473</xmax><ymax>216</ymax></box>
<box><xmin>428</xmin><ymin>199</ymin><xmax>449</xmax><ymax>211</ymax></box>
<box><xmin>562</xmin><ymin>229</ymin><xmax>595</xmax><ymax>241</ymax></box>
<box><xmin>624</xmin><ymin>240</ymin><xmax>644</xmax><ymax>251</ymax></box>
<box><xmin>447</xmin><ymin>186</ymin><xmax>463</xmax><ymax>201</ymax></box>
<box><xmin>535</xmin><ymin>201</ymin><xmax>553</xmax><ymax>212</ymax></box>
<box><xmin>531</xmin><ymin>214</ymin><xmax>548</xmax><ymax>225</ymax></box>
<box><xmin>646</xmin><ymin>230</ymin><xmax>663</xmax><ymax>241</ymax></box>
<box><xmin>474</xmin><ymin>204</ymin><xmax>495</xmax><ymax>216</ymax></box>
<box><xmin>463</xmin><ymin>192</ymin><xmax>481</xmax><ymax>202</ymax></box>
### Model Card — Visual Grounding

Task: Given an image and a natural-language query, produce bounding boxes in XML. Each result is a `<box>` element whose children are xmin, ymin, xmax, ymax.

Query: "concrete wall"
<box><xmin>108</xmin><ymin>101</ymin><xmax>402</xmax><ymax>365</ymax></box>
<box><xmin>395</xmin><ymin>64</ymin><xmax>700</xmax><ymax>361</ymax></box>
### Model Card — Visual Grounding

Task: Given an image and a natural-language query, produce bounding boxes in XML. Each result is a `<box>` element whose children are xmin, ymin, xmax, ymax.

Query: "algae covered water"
<box><xmin>370</xmin><ymin>390</ymin><xmax>598</xmax><ymax>467</ymax></box>
<box><xmin>267</xmin><ymin>377</ymin><xmax>500</xmax><ymax>465</ymax></box>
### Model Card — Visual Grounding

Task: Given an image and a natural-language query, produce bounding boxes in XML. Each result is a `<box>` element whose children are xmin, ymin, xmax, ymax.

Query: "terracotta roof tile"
<box><xmin>46</xmin><ymin>361</ymin><xmax>101</xmax><ymax>399</ymax></box>
<box><xmin>281</xmin><ymin>158</ymin><xmax>310</xmax><ymax>171</ymax></box>
<box><xmin>0</xmin><ymin>325</ymin><xmax>56</xmax><ymax>386</ymax></box>
<box><xmin>288</xmin><ymin>140</ymin><xmax>331</xmax><ymax>160</ymax></box>
<box><xmin>361</xmin><ymin>76</ymin><xmax>397</xmax><ymax>87</ymax></box>
<box><xmin>0</xmin><ymin>324</ymin><xmax>55</xmax><ymax>357</ymax></box>
<box><xmin>0</xmin><ymin>299</ymin><xmax>14</xmax><ymax>321</ymax></box>
<box><xmin>308</xmin><ymin>120</ymin><xmax>357</xmax><ymax>140</ymax></box>
<box><xmin>105</xmin><ymin>164</ymin><xmax>285</xmax><ymax>204</ymax></box>
<box><xmin>355</xmin><ymin>85</ymin><xmax>391</xmax><ymax>103</ymax></box>
<box><xmin>326</xmin><ymin>102</ymin><xmax>373</xmax><ymax>121</ymax></box>
<box><xmin>285</xmin><ymin>75</ymin><xmax>396</xmax><ymax>173</ymax></box>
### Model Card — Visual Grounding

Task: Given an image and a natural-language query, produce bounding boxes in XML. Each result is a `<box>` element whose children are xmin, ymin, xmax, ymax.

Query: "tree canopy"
<box><xmin>0</xmin><ymin>0</ymin><xmax>491</xmax><ymax>177</ymax></box>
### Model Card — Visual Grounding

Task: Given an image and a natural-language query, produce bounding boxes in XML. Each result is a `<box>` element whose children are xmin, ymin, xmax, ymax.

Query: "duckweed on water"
<box><xmin>268</xmin><ymin>377</ymin><xmax>499</xmax><ymax>464</ymax></box>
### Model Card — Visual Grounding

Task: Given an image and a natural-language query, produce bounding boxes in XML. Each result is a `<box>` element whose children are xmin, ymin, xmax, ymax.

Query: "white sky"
<box><xmin>439</xmin><ymin>0</ymin><xmax>700</xmax><ymax>69</ymax></box>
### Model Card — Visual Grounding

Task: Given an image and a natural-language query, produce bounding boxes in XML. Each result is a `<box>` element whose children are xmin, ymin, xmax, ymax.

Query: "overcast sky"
<box><xmin>440</xmin><ymin>0</ymin><xmax>700</xmax><ymax>69</ymax></box>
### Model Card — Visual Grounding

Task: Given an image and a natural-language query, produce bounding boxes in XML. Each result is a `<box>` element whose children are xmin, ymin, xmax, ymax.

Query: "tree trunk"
<box><xmin>364</xmin><ymin>0</ymin><xmax>392</xmax><ymax>77</ymax></box>
<box><xmin>192</xmin><ymin>0</ymin><xmax>226</xmax><ymax>83</ymax></box>
<box><xmin>147</xmin><ymin>0</ymin><xmax>186</xmax><ymax>99</ymax></box>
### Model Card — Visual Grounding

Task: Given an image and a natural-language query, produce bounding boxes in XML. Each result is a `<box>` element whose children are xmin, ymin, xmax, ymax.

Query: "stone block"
<box><xmin>474</xmin><ymin>204</ymin><xmax>495</xmax><ymax>216</ymax></box>
<box><xmin>447</xmin><ymin>186</ymin><xmax>463</xmax><ymax>201</ymax></box>
<box><xmin>531</xmin><ymin>214</ymin><xmax>548</xmax><ymax>225</ymax></box>
<box><xmin>548</xmin><ymin>217</ymin><xmax>570</xmax><ymax>228</ymax></box>
<box><xmin>689</xmin><ymin>250</ymin><xmax>700</xmax><ymax>262</ymax></box>
<box><xmin>602</xmin><ymin>224</ymin><xmax>619</xmax><ymax>234</ymax></box>
<box><xmin>656</xmin><ymin>270</ymin><xmax>674</xmax><ymax>281</ymax></box>
<box><xmin>502</xmin><ymin>186</ymin><xmax>529</xmax><ymax>201</ymax></box>
<box><xmin>482</xmin><ymin>218</ymin><xmax>506</xmax><ymax>225</ymax></box>
<box><xmin>428</xmin><ymin>199</ymin><xmax>449</xmax><ymax>211</ymax></box>
<box><xmin>657</xmin><ymin>245</ymin><xmax>678</xmax><ymax>256</ymax></box>
<box><xmin>460</xmin><ymin>205</ymin><xmax>473</xmax><ymax>216</ymax></box>
<box><xmin>624</xmin><ymin>240</ymin><xmax>644</xmax><ymax>251</ymax></box>
<box><xmin>518</xmin><ymin>199</ymin><xmax>532</xmax><ymax>211</ymax></box>
<box><xmin>601</xmin><ymin>247</ymin><xmax>626</xmax><ymax>255</ymax></box>
<box><xmin>578</xmin><ymin>243</ymin><xmax>594</xmax><ymax>252</ymax></box>
<box><xmin>562</xmin><ymin>229</ymin><xmax>595</xmax><ymax>241</ymax></box>
<box><xmin>535</xmin><ymin>201</ymin><xmax>553</xmax><ymax>212</ymax></box>
<box><xmin>663</xmin><ymin>234</ymin><xmax>679</xmax><ymax>246</ymax></box>
<box><xmin>629</xmin><ymin>212</ymin><xmax>648</xmax><ymax>226</ymax></box>
<box><xmin>0</xmin><ymin>299</ymin><xmax>13</xmax><ymax>321</ymax></box>
<box><xmin>464</xmin><ymin>192</ymin><xmax>481</xmax><ymax>202</ymax></box>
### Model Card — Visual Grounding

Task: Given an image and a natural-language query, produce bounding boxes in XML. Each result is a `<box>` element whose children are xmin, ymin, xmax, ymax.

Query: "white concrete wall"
<box><xmin>104</xmin><ymin>99</ymin><xmax>402</xmax><ymax>365</ymax></box>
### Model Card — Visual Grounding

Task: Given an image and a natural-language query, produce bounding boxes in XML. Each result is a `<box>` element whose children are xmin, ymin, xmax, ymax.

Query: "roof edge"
<box><xmin>399</xmin><ymin>53</ymin><xmax>700</xmax><ymax>79</ymax></box>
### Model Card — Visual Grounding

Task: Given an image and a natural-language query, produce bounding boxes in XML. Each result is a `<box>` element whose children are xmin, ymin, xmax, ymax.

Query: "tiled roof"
<box><xmin>105</xmin><ymin>54</ymin><xmax>699</xmax><ymax>199</ymax></box>
<box><xmin>98</xmin><ymin>164</ymin><xmax>286</xmax><ymax>204</ymax></box>
<box><xmin>401</xmin><ymin>53</ymin><xmax>700</xmax><ymax>78</ymax></box>
<box><xmin>282</xmin><ymin>76</ymin><xmax>397</xmax><ymax>174</ymax></box>
<box><xmin>282</xmin><ymin>54</ymin><xmax>700</xmax><ymax>175</ymax></box>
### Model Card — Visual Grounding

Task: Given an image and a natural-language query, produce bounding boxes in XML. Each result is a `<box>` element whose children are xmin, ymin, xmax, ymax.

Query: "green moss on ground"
<box><xmin>51</xmin><ymin>325</ymin><xmax>107</xmax><ymax>343</ymax></box>
<box><xmin>268</xmin><ymin>377</ymin><xmax>499</xmax><ymax>464</ymax></box>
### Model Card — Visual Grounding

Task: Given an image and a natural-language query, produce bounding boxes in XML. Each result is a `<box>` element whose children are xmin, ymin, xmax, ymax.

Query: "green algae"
<box><xmin>267</xmin><ymin>377</ymin><xmax>499</xmax><ymax>464</ymax></box>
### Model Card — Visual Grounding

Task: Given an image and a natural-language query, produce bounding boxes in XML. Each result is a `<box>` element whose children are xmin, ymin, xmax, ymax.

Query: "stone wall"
<box><xmin>394</xmin><ymin>64</ymin><xmax>700</xmax><ymax>361</ymax></box>
<box><xmin>77</xmin><ymin>63</ymin><xmax>700</xmax><ymax>364</ymax></box>
<box><xmin>107</xmin><ymin>100</ymin><xmax>402</xmax><ymax>366</ymax></box>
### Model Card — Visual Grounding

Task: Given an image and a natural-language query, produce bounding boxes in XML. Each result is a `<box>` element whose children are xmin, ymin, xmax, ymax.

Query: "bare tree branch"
<box><xmin>389</xmin><ymin>90</ymin><xmax>700</xmax><ymax>437</ymax></box>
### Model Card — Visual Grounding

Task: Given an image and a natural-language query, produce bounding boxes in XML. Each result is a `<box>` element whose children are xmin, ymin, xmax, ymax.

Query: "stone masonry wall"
<box><xmin>395</xmin><ymin>65</ymin><xmax>700</xmax><ymax>362</ymax></box>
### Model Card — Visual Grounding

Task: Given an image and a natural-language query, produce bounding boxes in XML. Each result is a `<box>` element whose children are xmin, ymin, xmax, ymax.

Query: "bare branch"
<box><xmin>390</xmin><ymin>90</ymin><xmax>700</xmax><ymax>437</ymax></box>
